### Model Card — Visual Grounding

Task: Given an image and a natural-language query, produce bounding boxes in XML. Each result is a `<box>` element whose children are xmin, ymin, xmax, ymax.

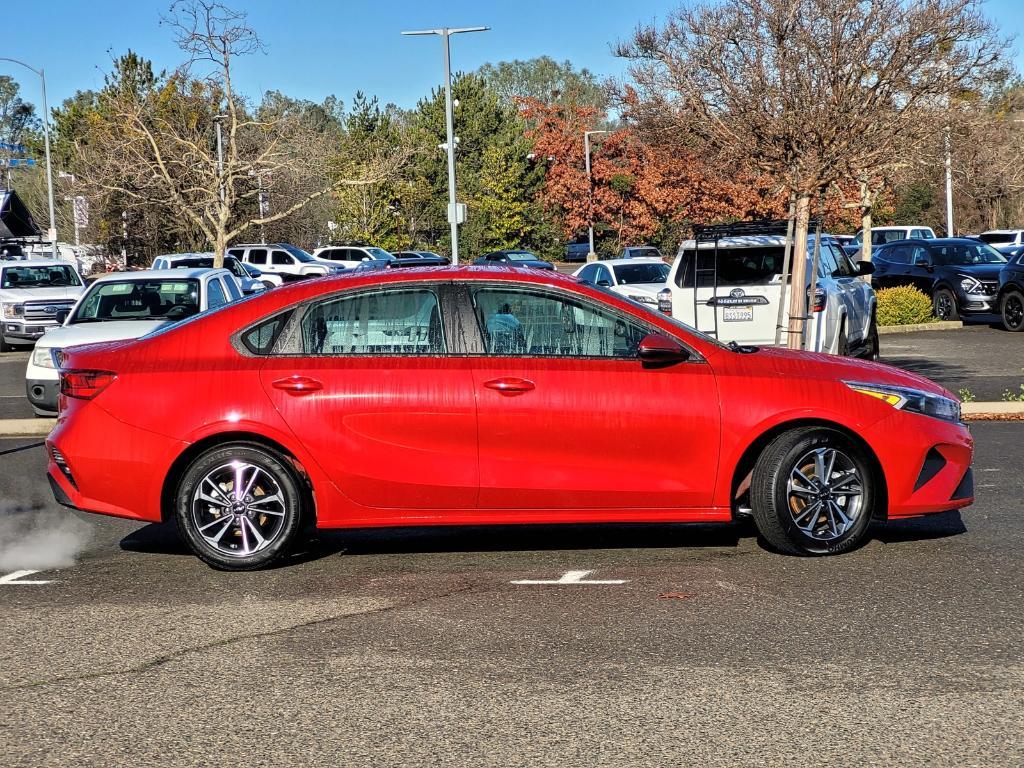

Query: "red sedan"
<box><xmin>46</xmin><ymin>267</ymin><xmax>973</xmax><ymax>570</ymax></box>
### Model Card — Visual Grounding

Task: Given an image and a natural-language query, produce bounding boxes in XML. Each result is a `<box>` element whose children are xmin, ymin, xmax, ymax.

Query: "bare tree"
<box><xmin>75</xmin><ymin>1</ymin><xmax>405</xmax><ymax>266</ymax></box>
<box><xmin>618</xmin><ymin>0</ymin><xmax>1002</xmax><ymax>347</ymax></box>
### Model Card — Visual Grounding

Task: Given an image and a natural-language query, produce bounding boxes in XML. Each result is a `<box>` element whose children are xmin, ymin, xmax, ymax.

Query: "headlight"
<box><xmin>844</xmin><ymin>381</ymin><xmax>961</xmax><ymax>423</ymax></box>
<box><xmin>629</xmin><ymin>294</ymin><xmax>658</xmax><ymax>305</ymax></box>
<box><xmin>2</xmin><ymin>302</ymin><xmax>24</xmax><ymax>319</ymax></box>
<box><xmin>959</xmin><ymin>276</ymin><xmax>982</xmax><ymax>294</ymax></box>
<box><xmin>32</xmin><ymin>347</ymin><xmax>57</xmax><ymax>368</ymax></box>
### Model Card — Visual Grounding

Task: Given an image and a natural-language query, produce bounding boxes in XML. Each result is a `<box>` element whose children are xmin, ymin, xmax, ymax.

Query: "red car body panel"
<box><xmin>46</xmin><ymin>267</ymin><xmax>974</xmax><ymax>531</ymax></box>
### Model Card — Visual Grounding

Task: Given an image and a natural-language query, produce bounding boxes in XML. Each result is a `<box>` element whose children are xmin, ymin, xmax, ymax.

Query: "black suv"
<box><xmin>872</xmin><ymin>238</ymin><xmax>1007</xmax><ymax>320</ymax></box>
<box><xmin>997</xmin><ymin>245</ymin><xmax>1024</xmax><ymax>331</ymax></box>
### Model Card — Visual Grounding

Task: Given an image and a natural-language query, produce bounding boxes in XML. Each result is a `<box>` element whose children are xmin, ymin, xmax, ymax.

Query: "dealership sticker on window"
<box><xmin>723</xmin><ymin>305</ymin><xmax>754</xmax><ymax>322</ymax></box>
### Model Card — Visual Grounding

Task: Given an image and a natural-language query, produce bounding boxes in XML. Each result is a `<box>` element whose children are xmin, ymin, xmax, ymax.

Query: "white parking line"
<box><xmin>511</xmin><ymin>570</ymin><xmax>628</xmax><ymax>585</ymax></box>
<box><xmin>0</xmin><ymin>570</ymin><xmax>52</xmax><ymax>585</ymax></box>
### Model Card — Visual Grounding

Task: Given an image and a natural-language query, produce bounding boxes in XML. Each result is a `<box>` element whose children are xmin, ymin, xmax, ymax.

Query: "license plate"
<box><xmin>723</xmin><ymin>306</ymin><xmax>753</xmax><ymax>322</ymax></box>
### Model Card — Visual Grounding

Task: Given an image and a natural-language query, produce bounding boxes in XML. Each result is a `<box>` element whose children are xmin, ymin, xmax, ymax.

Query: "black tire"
<box><xmin>860</xmin><ymin>313</ymin><xmax>880</xmax><ymax>361</ymax></box>
<box><xmin>1000</xmin><ymin>289</ymin><xmax>1024</xmax><ymax>332</ymax></box>
<box><xmin>933</xmin><ymin>288</ymin><xmax>959</xmax><ymax>321</ymax></box>
<box><xmin>261</xmin><ymin>280</ymin><xmax>276</xmax><ymax>290</ymax></box>
<box><xmin>0</xmin><ymin>336</ymin><xmax>12</xmax><ymax>353</ymax></box>
<box><xmin>174</xmin><ymin>442</ymin><xmax>306</xmax><ymax>570</ymax></box>
<box><xmin>750</xmin><ymin>428</ymin><xmax>877</xmax><ymax>556</ymax></box>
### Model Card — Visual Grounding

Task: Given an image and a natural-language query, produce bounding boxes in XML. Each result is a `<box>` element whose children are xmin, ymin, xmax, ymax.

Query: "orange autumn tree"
<box><xmin>520</xmin><ymin>98</ymin><xmax>788</xmax><ymax>253</ymax></box>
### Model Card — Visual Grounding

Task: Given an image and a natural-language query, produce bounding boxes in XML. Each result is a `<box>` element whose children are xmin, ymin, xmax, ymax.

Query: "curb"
<box><xmin>879</xmin><ymin>320</ymin><xmax>963</xmax><ymax>335</ymax></box>
<box><xmin>0</xmin><ymin>418</ymin><xmax>55</xmax><ymax>437</ymax></box>
<box><xmin>962</xmin><ymin>402</ymin><xmax>1024</xmax><ymax>418</ymax></box>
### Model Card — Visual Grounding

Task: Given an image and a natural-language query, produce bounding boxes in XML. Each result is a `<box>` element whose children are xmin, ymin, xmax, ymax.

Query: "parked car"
<box><xmin>47</xmin><ymin>266</ymin><xmax>973</xmax><ymax>570</ymax></box>
<box><xmin>228</xmin><ymin>244</ymin><xmax>340</xmax><ymax>282</ymax></box>
<box><xmin>618</xmin><ymin>246</ymin><xmax>664</xmax><ymax>260</ymax></box>
<box><xmin>564</xmin><ymin>237</ymin><xmax>591</xmax><ymax>263</ymax></box>
<box><xmin>312</xmin><ymin>245</ymin><xmax>394</xmax><ymax>270</ymax></box>
<box><xmin>996</xmin><ymin>246</ymin><xmax>1024</xmax><ymax>331</ymax></box>
<box><xmin>832</xmin><ymin>234</ymin><xmax>856</xmax><ymax>248</ymax></box>
<box><xmin>0</xmin><ymin>259</ymin><xmax>86</xmax><ymax>352</ymax></box>
<box><xmin>977</xmin><ymin>229</ymin><xmax>1024</xmax><ymax>249</ymax></box>
<box><xmin>472</xmin><ymin>250</ymin><xmax>555</xmax><ymax>270</ymax></box>
<box><xmin>843</xmin><ymin>226</ymin><xmax>936</xmax><ymax>257</ymax></box>
<box><xmin>353</xmin><ymin>254</ymin><xmax>448</xmax><ymax>272</ymax></box>
<box><xmin>572</xmin><ymin>258</ymin><xmax>669</xmax><ymax>308</ymax></box>
<box><xmin>26</xmin><ymin>268</ymin><xmax>241</xmax><ymax>416</ymax></box>
<box><xmin>394</xmin><ymin>250</ymin><xmax>449</xmax><ymax>264</ymax></box>
<box><xmin>151</xmin><ymin>252</ymin><xmax>268</xmax><ymax>294</ymax></box>
<box><xmin>661</xmin><ymin>228</ymin><xmax>877</xmax><ymax>358</ymax></box>
<box><xmin>871</xmin><ymin>238</ymin><xmax>1007</xmax><ymax>321</ymax></box>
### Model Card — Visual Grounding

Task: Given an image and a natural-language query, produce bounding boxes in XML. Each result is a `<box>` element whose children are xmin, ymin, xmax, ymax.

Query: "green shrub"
<box><xmin>876</xmin><ymin>285</ymin><xmax>934</xmax><ymax>326</ymax></box>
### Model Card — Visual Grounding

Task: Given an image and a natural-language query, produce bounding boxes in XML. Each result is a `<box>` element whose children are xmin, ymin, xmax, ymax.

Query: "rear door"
<box><xmin>258</xmin><ymin>283</ymin><xmax>478</xmax><ymax>511</ymax></box>
<box><xmin>463</xmin><ymin>283</ymin><xmax>720</xmax><ymax>511</ymax></box>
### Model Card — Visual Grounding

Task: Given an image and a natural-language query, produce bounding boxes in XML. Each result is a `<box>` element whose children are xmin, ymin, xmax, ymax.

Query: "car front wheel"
<box><xmin>933</xmin><ymin>288</ymin><xmax>959</xmax><ymax>321</ymax></box>
<box><xmin>1001</xmin><ymin>289</ymin><xmax>1024</xmax><ymax>332</ymax></box>
<box><xmin>174</xmin><ymin>443</ymin><xmax>307</xmax><ymax>570</ymax></box>
<box><xmin>750</xmin><ymin>428</ymin><xmax>876</xmax><ymax>556</ymax></box>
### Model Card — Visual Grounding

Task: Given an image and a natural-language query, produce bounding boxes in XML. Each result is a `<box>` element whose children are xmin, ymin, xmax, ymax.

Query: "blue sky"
<box><xmin>4</xmin><ymin>0</ymin><xmax>1023</xmax><ymax>112</ymax></box>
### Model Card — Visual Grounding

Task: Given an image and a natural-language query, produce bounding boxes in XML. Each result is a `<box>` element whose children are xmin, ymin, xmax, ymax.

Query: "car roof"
<box><xmin>678</xmin><ymin>234</ymin><xmax>837</xmax><ymax>249</ymax></box>
<box><xmin>980</xmin><ymin>229</ymin><xmax>1022</xmax><ymax>234</ymax></box>
<box><xmin>1</xmin><ymin>259</ymin><xmax>78</xmax><ymax>268</ymax></box>
<box><xmin>92</xmin><ymin>268</ymin><xmax>226</xmax><ymax>282</ymax></box>
<box><xmin>880</xmin><ymin>237</ymin><xmax>984</xmax><ymax>246</ymax></box>
<box><xmin>588</xmin><ymin>258</ymin><xmax>666</xmax><ymax>267</ymax></box>
<box><xmin>156</xmin><ymin>252</ymin><xmax>217</xmax><ymax>260</ymax></box>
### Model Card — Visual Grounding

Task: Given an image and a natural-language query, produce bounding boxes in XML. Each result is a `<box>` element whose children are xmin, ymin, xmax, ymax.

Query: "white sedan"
<box><xmin>25</xmin><ymin>268</ymin><xmax>240</xmax><ymax>416</ymax></box>
<box><xmin>572</xmin><ymin>258</ymin><xmax>670</xmax><ymax>308</ymax></box>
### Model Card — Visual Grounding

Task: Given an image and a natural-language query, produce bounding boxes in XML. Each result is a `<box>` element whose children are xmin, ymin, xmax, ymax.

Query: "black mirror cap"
<box><xmin>638</xmin><ymin>332</ymin><xmax>691</xmax><ymax>366</ymax></box>
<box><xmin>54</xmin><ymin>308</ymin><xmax>71</xmax><ymax>325</ymax></box>
<box><xmin>596</xmin><ymin>279</ymin><xmax>612</xmax><ymax>287</ymax></box>
<box><xmin>856</xmin><ymin>260</ymin><xmax>875</xmax><ymax>276</ymax></box>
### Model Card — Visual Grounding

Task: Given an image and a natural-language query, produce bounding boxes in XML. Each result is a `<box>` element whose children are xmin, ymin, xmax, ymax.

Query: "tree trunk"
<box><xmin>859</xmin><ymin>181</ymin><xmax>874</xmax><ymax>264</ymax></box>
<box><xmin>786</xmin><ymin>191</ymin><xmax>812</xmax><ymax>350</ymax></box>
<box><xmin>213</xmin><ymin>229</ymin><xmax>227</xmax><ymax>269</ymax></box>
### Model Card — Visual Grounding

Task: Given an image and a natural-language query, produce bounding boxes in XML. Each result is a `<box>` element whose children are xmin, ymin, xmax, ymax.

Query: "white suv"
<box><xmin>572</xmin><ymin>258</ymin><xmax>669</xmax><ymax>308</ymax></box>
<box><xmin>977</xmin><ymin>230</ymin><xmax>1024</xmax><ymax>248</ymax></box>
<box><xmin>228</xmin><ymin>244</ymin><xmax>340</xmax><ymax>282</ymax></box>
<box><xmin>313</xmin><ymin>245</ymin><xmax>394</xmax><ymax>270</ymax></box>
<box><xmin>0</xmin><ymin>259</ymin><xmax>86</xmax><ymax>352</ymax></box>
<box><xmin>25</xmin><ymin>268</ymin><xmax>240</xmax><ymax>415</ymax></box>
<box><xmin>660</xmin><ymin>229</ymin><xmax>877</xmax><ymax>357</ymax></box>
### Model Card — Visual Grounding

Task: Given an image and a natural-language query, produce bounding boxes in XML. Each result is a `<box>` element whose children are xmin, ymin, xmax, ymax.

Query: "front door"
<box><xmin>259</xmin><ymin>284</ymin><xmax>478</xmax><ymax>511</ymax></box>
<box><xmin>462</xmin><ymin>284</ymin><xmax>721</xmax><ymax>511</ymax></box>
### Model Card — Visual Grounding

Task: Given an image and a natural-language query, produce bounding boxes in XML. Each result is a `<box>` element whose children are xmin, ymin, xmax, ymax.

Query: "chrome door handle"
<box><xmin>271</xmin><ymin>375</ymin><xmax>323</xmax><ymax>395</ymax></box>
<box><xmin>483</xmin><ymin>377</ymin><xmax>535</xmax><ymax>395</ymax></box>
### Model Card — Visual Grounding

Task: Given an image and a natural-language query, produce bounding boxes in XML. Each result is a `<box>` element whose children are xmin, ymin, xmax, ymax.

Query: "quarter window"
<box><xmin>471</xmin><ymin>287</ymin><xmax>647</xmax><ymax>358</ymax></box>
<box><xmin>300</xmin><ymin>288</ymin><xmax>444</xmax><ymax>355</ymax></box>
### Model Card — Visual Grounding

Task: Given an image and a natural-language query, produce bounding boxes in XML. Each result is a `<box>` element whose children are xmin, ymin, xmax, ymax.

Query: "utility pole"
<box><xmin>402</xmin><ymin>25</ymin><xmax>489</xmax><ymax>265</ymax></box>
<box><xmin>0</xmin><ymin>58</ymin><xmax>57</xmax><ymax>255</ymax></box>
<box><xmin>584</xmin><ymin>130</ymin><xmax>608</xmax><ymax>263</ymax></box>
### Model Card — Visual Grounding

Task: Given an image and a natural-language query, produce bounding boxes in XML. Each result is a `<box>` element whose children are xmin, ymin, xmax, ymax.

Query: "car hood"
<box><xmin>36</xmin><ymin>319</ymin><xmax>168</xmax><ymax>349</ymax></box>
<box><xmin>945</xmin><ymin>263</ymin><xmax>1004</xmax><ymax>281</ymax></box>
<box><xmin>0</xmin><ymin>286</ymin><xmax>85</xmax><ymax>302</ymax></box>
<box><xmin>616</xmin><ymin>282</ymin><xmax>666</xmax><ymax>296</ymax></box>
<box><xmin>514</xmin><ymin>261</ymin><xmax>554</xmax><ymax>270</ymax></box>
<box><xmin>753</xmin><ymin>347</ymin><xmax>955</xmax><ymax>399</ymax></box>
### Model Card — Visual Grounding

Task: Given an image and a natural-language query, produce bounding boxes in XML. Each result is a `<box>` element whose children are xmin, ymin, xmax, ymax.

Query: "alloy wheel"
<box><xmin>785</xmin><ymin>448</ymin><xmax>864</xmax><ymax>542</ymax></box>
<box><xmin>935</xmin><ymin>292</ymin><xmax>955</xmax><ymax>320</ymax></box>
<box><xmin>1004</xmin><ymin>293</ymin><xmax>1024</xmax><ymax>331</ymax></box>
<box><xmin>190</xmin><ymin>461</ymin><xmax>288</xmax><ymax>558</ymax></box>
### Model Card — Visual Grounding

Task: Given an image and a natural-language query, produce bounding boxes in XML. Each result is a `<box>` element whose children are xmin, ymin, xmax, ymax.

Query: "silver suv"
<box><xmin>228</xmin><ymin>244</ymin><xmax>340</xmax><ymax>283</ymax></box>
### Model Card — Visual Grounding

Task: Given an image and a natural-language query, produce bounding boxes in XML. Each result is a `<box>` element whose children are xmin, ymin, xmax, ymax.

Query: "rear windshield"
<box><xmin>613</xmin><ymin>263</ymin><xmax>669</xmax><ymax>284</ymax></box>
<box><xmin>978</xmin><ymin>233</ymin><xmax>1017</xmax><ymax>244</ymax></box>
<box><xmin>1</xmin><ymin>264</ymin><xmax>81</xmax><ymax>289</ymax></box>
<box><xmin>675</xmin><ymin>247</ymin><xmax>785</xmax><ymax>288</ymax></box>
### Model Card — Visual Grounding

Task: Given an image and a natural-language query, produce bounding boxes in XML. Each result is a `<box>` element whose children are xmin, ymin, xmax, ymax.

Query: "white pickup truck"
<box><xmin>0</xmin><ymin>260</ymin><xmax>86</xmax><ymax>352</ymax></box>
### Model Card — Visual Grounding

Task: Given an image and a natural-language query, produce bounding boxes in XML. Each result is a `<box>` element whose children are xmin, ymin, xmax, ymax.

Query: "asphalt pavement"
<box><xmin>1</xmin><ymin>424</ymin><xmax>1022</xmax><ymax>767</ymax></box>
<box><xmin>0</xmin><ymin>350</ymin><xmax>33</xmax><ymax>419</ymax></box>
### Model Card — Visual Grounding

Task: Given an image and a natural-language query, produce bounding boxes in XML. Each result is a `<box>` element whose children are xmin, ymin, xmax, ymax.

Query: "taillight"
<box><xmin>657</xmin><ymin>288</ymin><xmax>673</xmax><ymax>315</ymax></box>
<box><xmin>60</xmin><ymin>370</ymin><xmax>116</xmax><ymax>400</ymax></box>
<box><xmin>812</xmin><ymin>287</ymin><xmax>826</xmax><ymax>313</ymax></box>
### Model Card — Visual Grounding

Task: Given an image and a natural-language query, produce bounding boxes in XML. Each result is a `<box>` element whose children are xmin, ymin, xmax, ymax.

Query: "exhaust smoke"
<box><xmin>0</xmin><ymin>505</ymin><xmax>92</xmax><ymax>571</ymax></box>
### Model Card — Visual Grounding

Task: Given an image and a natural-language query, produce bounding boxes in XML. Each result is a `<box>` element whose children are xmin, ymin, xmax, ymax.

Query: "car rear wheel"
<box><xmin>933</xmin><ymin>288</ymin><xmax>959</xmax><ymax>321</ymax></box>
<box><xmin>1000</xmin><ymin>289</ymin><xmax>1024</xmax><ymax>332</ymax></box>
<box><xmin>261</xmin><ymin>280</ymin><xmax>276</xmax><ymax>290</ymax></box>
<box><xmin>174</xmin><ymin>443</ymin><xmax>306</xmax><ymax>570</ymax></box>
<box><xmin>750</xmin><ymin>428</ymin><xmax>876</xmax><ymax>556</ymax></box>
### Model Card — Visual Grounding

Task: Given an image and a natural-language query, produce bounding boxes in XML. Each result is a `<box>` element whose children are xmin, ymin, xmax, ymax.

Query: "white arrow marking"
<box><xmin>511</xmin><ymin>569</ymin><xmax>628</xmax><ymax>585</ymax></box>
<box><xmin>0</xmin><ymin>570</ymin><xmax>52</xmax><ymax>585</ymax></box>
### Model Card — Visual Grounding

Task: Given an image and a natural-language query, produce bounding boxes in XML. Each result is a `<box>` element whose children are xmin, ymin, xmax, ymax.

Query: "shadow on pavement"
<box><xmin>873</xmin><ymin>509</ymin><xmax>967</xmax><ymax>544</ymax></box>
<box><xmin>880</xmin><ymin>356</ymin><xmax>974</xmax><ymax>389</ymax></box>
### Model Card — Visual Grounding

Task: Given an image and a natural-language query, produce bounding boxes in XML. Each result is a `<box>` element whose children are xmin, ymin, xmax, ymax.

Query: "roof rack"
<box><xmin>693</xmin><ymin>219</ymin><xmax>821</xmax><ymax>242</ymax></box>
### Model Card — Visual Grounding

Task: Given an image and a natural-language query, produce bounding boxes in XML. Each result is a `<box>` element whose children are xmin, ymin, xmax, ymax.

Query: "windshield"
<box><xmin>72</xmin><ymin>279</ymin><xmax>200</xmax><ymax>322</ymax></box>
<box><xmin>931</xmin><ymin>243</ymin><xmax>1007</xmax><ymax>266</ymax></box>
<box><xmin>281</xmin><ymin>244</ymin><xmax>316</xmax><ymax>263</ymax></box>
<box><xmin>364</xmin><ymin>247</ymin><xmax>393</xmax><ymax>260</ymax></box>
<box><xmin>614</xmin><ymin>263</ymin><xmax>669</xmax><ymax>284</ymax></box>
<box><xmin>1</xmin><ymin>264</ymin><xmax>81</xmax><ymax>289</ymax></box>
<box><xmin>627</xmin><ymin>248</ymin><xmax>661</xmax><ymax>259</ymax></box>
<box><xmin>978</xmin><ymin>233</ymin><xmax>1016</xmax><ymax>244</ymax></box>
<box><xmin>506</xmin><ymin>252</ymin><xmax>539</xmax><ymax>262</ymax></box>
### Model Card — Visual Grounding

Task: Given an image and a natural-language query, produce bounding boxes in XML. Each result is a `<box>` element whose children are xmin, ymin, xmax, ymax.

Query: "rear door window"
<box><xmin>300</xmin><ymin>288</ymin><xmax>444</xmax><ymax>355</ymax></box>
<box><xmin>272</xmin><ymin>251</ymin><xmax>294</xmax><ymax>266</ymax></box>
<box><xmin>248</xmin><ymin>249</ymin><xmax>267</xmax><ymax>265</ymax></box>
<box><xmin>207</xmin><ymin>278</ymin><xmax>227</xmax><ymax>309</ymax></box>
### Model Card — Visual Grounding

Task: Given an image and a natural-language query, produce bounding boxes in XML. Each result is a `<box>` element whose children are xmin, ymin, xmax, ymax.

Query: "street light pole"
<box><xmin>584</xmin><ymin>130</ymin><xmax>607</xmax><ymax>263</ymax></box>
<box><xmin>402</xmin><ymin>25</ymin><xmax>489</xmax><ymax>266</ymax></box>
<box><xmin>1</xmin><ymin>57</ymin><xmax>58</xmax><ymax>255</ymax></box>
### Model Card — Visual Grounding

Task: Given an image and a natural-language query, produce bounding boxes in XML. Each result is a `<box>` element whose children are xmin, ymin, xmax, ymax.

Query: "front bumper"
<box><xmin>958</xmin><ymin>293</ymin><xmax>997</xmax><ymax>314</ymax></box>
<box><xmin>26</xmin><ymin>378</ymin><xmax>59</xmax><ymax>414</ymax></box>
<box><xmin>3</xmin><ymin>320</ymin><xmax>56</xmax><ymax>342</ymax></box>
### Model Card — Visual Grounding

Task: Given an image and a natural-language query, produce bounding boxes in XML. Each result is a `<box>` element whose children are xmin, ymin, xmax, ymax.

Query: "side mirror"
<box><xmin>914</xmin><ymin>258</ymin><xmax>931</xmax><ymax>268</ymax></box>
<box><xmin>637</xmin><ymin>332</ymin><xmax>691</xmax><ymax>366</ymax></box>
<box><xmin>54</xmin><ymin>308</ymin><xmax>71</xmax><ymax>325</ymax></box>
<box><xmin>596</xmin><ymin>278</ymin><xmax>612</xmax><ymax>287</ymax></box>
<box><xmin>855</xmin><ymin>260</ymin><xmax>875</xmax><ymax>276</ymax></box>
